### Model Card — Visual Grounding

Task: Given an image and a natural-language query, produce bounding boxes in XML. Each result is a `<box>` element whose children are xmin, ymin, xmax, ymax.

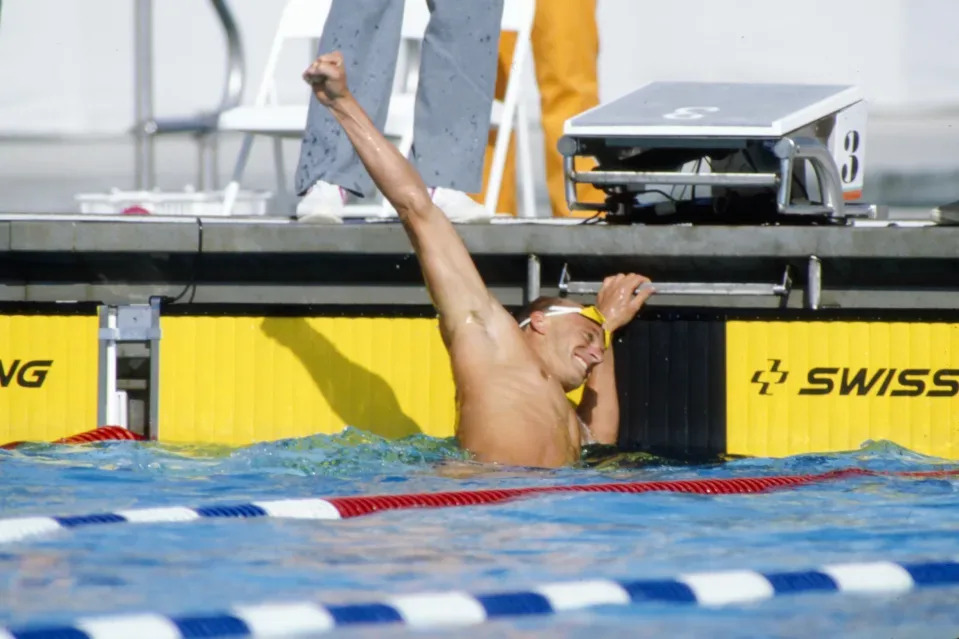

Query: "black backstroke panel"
<box><xmin>615</xmin><ymin>316</ymin><xmax>726</xmax><ymax>457</ymax></box>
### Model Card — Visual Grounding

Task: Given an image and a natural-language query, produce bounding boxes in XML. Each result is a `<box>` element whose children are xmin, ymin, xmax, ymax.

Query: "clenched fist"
<box><xmin>303</xmin><ymin>51</ymin><xmax>350</xmax><ymax>107</ymax></box>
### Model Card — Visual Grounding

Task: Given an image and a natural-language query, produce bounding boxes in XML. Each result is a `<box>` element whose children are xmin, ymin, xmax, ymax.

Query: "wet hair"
<box><xmin>514</xmin><ymin>296</ymin><xmax>580</xmax><ymax>328</ymax></box>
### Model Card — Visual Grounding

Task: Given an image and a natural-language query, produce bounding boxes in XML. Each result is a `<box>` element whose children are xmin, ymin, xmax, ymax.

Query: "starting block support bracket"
<box><xmin>97</xmin><ymin>297</ymin><xmax>162</xmax><ymax>439</ymax></box>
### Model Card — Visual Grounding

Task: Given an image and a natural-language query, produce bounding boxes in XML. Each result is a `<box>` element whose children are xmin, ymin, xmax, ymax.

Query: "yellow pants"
<box><xmin>474</xmin><ymin>0</ymin><xmax>604</xmax><ymax>217</ymax></box>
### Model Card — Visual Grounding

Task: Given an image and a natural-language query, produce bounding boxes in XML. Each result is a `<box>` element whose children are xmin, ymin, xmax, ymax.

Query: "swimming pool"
<box><xmin>1</xmin><ymin>430</ymin><xmax>958</xmax><ymax>637</ymax></box>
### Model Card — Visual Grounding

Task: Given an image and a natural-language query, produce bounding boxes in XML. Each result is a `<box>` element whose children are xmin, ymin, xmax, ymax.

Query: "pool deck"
<box><xmin>2</xmin><ymin>214</ymin><xmax>958</xmax><ymax>310</ymax></box>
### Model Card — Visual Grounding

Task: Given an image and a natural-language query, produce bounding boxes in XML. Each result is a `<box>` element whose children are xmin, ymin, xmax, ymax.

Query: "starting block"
<box><xmin>560</xmin><ymin>82</ymin><xmax>874</xmax><ymax>224</ymax></box>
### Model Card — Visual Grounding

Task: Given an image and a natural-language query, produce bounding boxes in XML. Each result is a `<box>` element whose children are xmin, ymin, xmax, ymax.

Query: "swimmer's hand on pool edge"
<box><xmin>303</xmin><ymin>51</ymin><xmax>349</xmax><ymax>107</ymax></box>
<box><xmin>595</xmin><ymin>273</ymin><xmax>655</xmax><ymax>333</ymax></box>
<box><xmin>574</xmin><ymin>273</ymin><xmax>652</xmax><ymax>449</ymax></box>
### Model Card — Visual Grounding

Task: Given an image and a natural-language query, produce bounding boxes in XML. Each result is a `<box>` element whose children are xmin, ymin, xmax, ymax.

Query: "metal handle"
<box><xmin>558</xmin><ymin>264</ymin><xmax>792</xmax><ymax>298</ymax></box>
<box><xmin>773</xmin><ymin>137</ymin><xmax>845</xmax><ymax>218</ymax></box>
<box><xmin>146</xmin><ymin>0</ymin><xmax>246</xmax><ymax>137</ymax></box>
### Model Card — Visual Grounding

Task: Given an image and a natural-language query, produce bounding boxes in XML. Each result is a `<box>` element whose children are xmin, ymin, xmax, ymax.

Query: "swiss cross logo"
<box><xmin>751</xmin><ymin>359</ymin><xmax>789</xmax><ymax>395</ymax></box>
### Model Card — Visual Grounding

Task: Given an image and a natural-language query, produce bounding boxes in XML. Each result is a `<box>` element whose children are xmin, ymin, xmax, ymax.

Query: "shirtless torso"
<box><xmin>448</xmin><ymin>305</ymin><xmax>583</xmax><ymax>467</ymax></box>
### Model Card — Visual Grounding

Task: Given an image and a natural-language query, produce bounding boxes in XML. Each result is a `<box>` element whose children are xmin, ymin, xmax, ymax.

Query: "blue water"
<box><xmin>1</xmin><ymin>430</ymin><xmax>958</xmax><ymax>638</ymax></box>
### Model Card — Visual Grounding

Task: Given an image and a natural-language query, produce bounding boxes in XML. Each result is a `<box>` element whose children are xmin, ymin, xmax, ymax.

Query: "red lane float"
<box><xmin>56</xmin><ymin>426</ymin><xmax>144</xmax><ymax>444</ymax></box>
<box><xmin>325</xmin><ymin>468</ymin><xmax>959</xmax><ymax>518</ymax></box>
<box><xmin>1</xmin><ymin>426</ymin><xmax>144</xmax><ymax>449</ymax></box>
<box><xmin>3</xmin><ymin>429</ymin><xmax>956</xmax><ymax>521</ymax></box>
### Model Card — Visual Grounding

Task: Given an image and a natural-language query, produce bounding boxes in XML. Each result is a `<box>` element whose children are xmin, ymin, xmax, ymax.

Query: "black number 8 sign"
<box><xmin>841</xmin><ymin>130</ymin><xmax>860</xmax><ymax>184</ymax></box>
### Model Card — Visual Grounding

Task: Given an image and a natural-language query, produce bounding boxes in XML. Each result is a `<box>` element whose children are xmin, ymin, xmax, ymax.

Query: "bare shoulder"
<box><xmin>443</xmin><ymin>301</ymin><xmax>525</xmax><ymax>359</ymax></box>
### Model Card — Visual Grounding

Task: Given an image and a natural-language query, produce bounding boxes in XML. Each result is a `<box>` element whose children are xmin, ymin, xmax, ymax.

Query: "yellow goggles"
<box><xmin>518</xmin><ymin>304</ymin><xmax>612</xmax><ymax>348</ymax></box>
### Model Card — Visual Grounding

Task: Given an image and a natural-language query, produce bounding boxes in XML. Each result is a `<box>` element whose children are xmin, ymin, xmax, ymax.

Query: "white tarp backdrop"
<box><xmin>0</xmin><ymin>0</ymin><xmax>957</xmax><ymax>137</ymax></box>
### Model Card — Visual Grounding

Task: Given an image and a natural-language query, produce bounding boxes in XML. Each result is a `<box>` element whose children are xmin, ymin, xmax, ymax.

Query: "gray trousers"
<box><xmin>294</xmin><ymin>0</ymin><xmax>504</xmax><ymax>197</ymax></box>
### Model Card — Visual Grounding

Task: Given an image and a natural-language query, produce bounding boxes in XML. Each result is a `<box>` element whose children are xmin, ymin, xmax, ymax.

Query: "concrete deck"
<box><xmin>1</xmin><ymin>215</ymin><xmax>957</xmax><ymax>258</ymax></box>
<box><xmin>1</xmin><ymin>214</ymin><xmax>957</xmax><ymax>311</ymax></box>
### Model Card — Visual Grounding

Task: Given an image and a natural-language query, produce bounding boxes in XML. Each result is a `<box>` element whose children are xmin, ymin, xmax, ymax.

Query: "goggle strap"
<box><xmin>517</xmin><ymin>305</ymin><xmax>611</xmax><ymax>348</ymax></box>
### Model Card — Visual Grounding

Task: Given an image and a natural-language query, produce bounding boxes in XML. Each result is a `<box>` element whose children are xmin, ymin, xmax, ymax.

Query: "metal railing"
<box><xmin>133</xmin><ymin>0</ymin><xmax>246</xmax><ymax>190</ymax></box>
<box><xmin>559</xmin><ymin>263</ymin><xmax>793</xmax><ymax>300</ymax></box>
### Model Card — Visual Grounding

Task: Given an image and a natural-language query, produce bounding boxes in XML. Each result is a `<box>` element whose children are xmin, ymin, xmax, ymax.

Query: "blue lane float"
<box><xmin>0</xmin><ymin>500</ymin><xmax>343</xmax><ymax>545</ymax></box>
<box><xmin>3</xmin><ymin>560</ymin><xmax>958</xmax><ymax>638</ymax></box>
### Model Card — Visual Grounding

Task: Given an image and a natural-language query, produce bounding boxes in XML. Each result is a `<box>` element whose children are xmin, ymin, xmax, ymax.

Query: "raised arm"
<box><xmin>303</xmin><ymin>53</ymin><xmax>497</xmax><ymax>341</ymax></box>
<box><xmin>578</xmin><ymin>274</ymin><xmax>654</xmax><ymax>444</ymax></box>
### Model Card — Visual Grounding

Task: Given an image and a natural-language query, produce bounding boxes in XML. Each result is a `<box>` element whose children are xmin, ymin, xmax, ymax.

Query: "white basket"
<box><xmin>75</xmin><ymin>188</ymin><xmax>273</xmax><ymax>217</ymax></box>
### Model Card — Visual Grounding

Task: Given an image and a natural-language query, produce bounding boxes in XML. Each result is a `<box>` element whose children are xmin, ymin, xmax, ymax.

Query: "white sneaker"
<box><xmin>295</xmin><ymin>181</ymin><xmax>346</xmax><ymax>223</ymax></box>
<box><xmin>430</xmin><ymin>187</ymin><xmax>492</xmax><ymax>223</ymax></box>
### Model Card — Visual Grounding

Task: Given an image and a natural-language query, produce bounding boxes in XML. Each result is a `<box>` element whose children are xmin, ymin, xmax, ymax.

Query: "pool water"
<box><xmin>1</xmin><ymin>430</ymin><xmax>958</xmax><ymax>637</ymax></box>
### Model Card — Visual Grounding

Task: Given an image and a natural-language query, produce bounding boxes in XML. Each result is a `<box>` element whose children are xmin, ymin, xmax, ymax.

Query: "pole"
<box><xmin>134</xmin><ymin>0</ymin><xmax>155</xmax><ymax>189</ymax></box>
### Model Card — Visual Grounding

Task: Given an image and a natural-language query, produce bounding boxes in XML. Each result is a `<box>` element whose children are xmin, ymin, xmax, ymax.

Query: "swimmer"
<box><xmin>304</xmin><ymin>52</ymin><xmax>654</xmax><ymax>468</ymax></box>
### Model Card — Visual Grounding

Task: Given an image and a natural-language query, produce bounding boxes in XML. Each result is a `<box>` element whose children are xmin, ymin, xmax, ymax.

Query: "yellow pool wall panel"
<box><xmin>159</xmin><ymin>316</ymin><xmax>457</xmax><ymax>444</ymax></box>
<box><xmin>727</xmin><ymin>321</ymin><xmax>959</xmax><ymax>459</ymax></box>
<box><xmin>0</xmin><ymin>315</ymin><xmax>98</xmax><ymax>443</ymax></box>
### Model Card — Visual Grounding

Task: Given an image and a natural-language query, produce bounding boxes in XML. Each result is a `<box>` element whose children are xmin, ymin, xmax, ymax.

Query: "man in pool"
<box><xmin>304</xmin><ymin>52</ymin><xmax>654</xmax><ymax>468</ymax></box>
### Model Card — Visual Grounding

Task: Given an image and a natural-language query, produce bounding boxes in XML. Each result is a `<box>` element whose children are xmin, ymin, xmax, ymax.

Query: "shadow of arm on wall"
<box><xmin>261</xmin><ymin>317</ymin><xmax>422</xmax><ymax>439</ymax></box>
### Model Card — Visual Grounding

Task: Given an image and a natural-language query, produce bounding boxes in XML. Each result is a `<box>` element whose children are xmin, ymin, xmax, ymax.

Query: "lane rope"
<box><xmin>1</xmin><ymin>426</ymin><xmax>144</xmax><ymax>450</ymax></box>
<box><xmin>1</xmin><ymin>467</ymin><xmax>956</xmax><ymax>544</ymax></box>
<box><xmin>2</xmin><ymin>559</ymin><xmax>958</xmax><ymax>637</ymax></box>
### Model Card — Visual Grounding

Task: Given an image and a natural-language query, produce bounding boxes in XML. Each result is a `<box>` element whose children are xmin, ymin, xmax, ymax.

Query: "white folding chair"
<box><xmin>486</xmin><ymin>0</ymin><xmax>537</xmax><ymax>218</ymax></box>
<box><xmin>382</xmin><ymin>0</ymin><xmax>537</xmax><ymax>218</ymax></box>
<box><xmin>219</xmin><ymin>0</ymin><xmax>536</xmax><ymax>218</ymax></box>
<box><xmin>218</xmin><ymin>0</ymin><xmax>332</xmax><ymax>216</ymax></box>
<box><xmin>219</xmin><ymin>0</ymin><xmax>430</xmax><ymax>217</ymax></box>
